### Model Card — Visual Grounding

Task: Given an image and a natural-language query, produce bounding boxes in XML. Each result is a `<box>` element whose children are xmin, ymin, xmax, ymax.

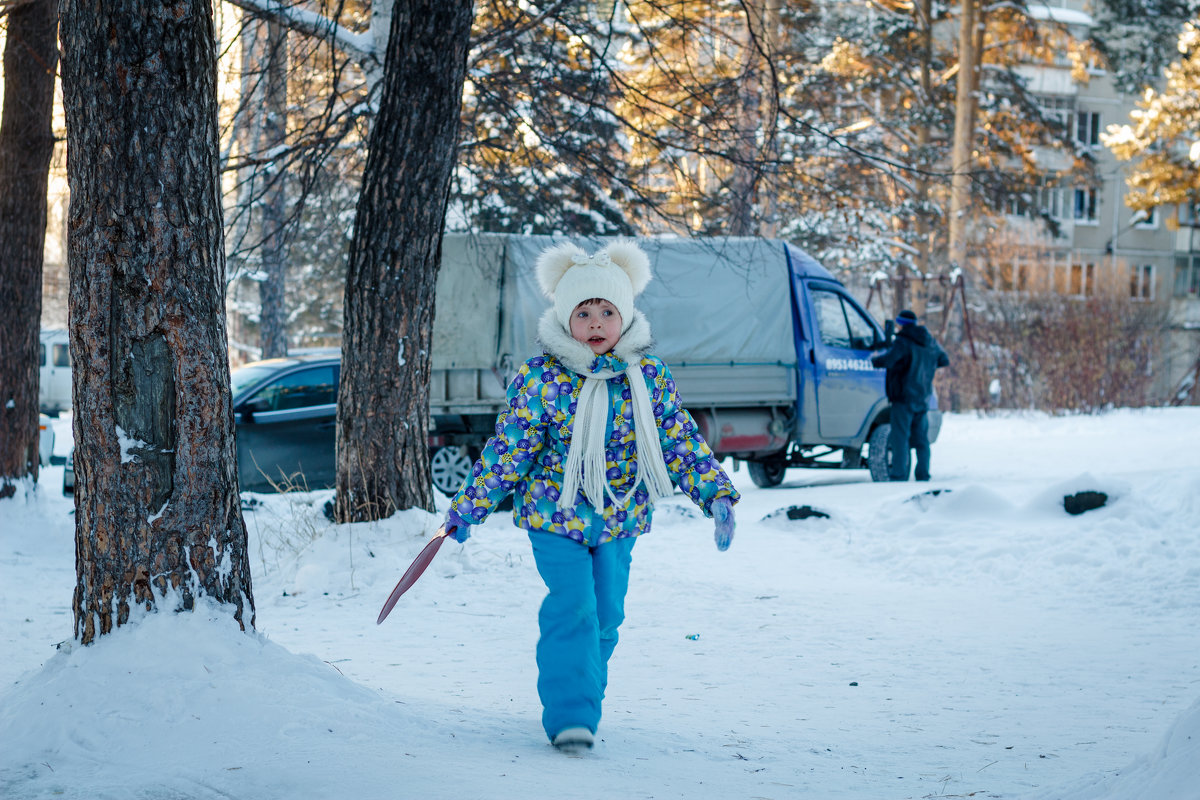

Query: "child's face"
<box><xmin>569</xmin><ymin>299</ymin><xmax>623</xmax><ymax>355</ymax></box>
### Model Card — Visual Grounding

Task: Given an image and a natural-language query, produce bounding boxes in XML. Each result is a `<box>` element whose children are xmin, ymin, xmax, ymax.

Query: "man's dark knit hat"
<box><xmin>896</xmin><ymin>309</ymin><xmax>918</xmax><ymax>326</ymax></box>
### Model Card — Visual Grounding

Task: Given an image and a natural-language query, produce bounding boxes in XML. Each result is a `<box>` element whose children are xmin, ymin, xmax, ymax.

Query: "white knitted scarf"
<box><xmin>538</xmin><ymin>309</ymin><xmax>675</xmax><ymax>513</ymax></box>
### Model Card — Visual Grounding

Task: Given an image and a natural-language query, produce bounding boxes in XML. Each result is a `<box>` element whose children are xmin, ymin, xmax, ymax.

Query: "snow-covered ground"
<box><xmin>1</xmin><ymin>409</ymin><xmax>1198</xmax><ymax>800</ymax></box>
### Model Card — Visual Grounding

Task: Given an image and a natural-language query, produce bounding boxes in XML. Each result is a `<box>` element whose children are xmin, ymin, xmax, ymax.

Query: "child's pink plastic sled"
<box><xmin>376</xmin><ymin>526</ymin><xmax>449</xmax><ymax>624</ymax></box>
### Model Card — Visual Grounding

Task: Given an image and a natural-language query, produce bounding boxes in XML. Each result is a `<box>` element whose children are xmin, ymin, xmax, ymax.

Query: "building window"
<box><xmin>1073</xmin><ymin>187</ymin><xmax>1098</xmax><ymax>224</ymax></box>
<box><xmin>991</xmin><ymin>260</ymin><xmax>1029</xmax><ymax>293</ymax></box>
<box><xmin>1038</xmin><ymin>182</ymin><xmax>1068</xmax><ymax>221</ymax></box>
<box><xmin>1036</xmin><ymin>95</ymin><xmax>1073</xmax><ymax>133</ymax></box>
<box><xmin>1179</xmin><ymin>203</ymin><xmax>1200</xmax><ymax>227</ymax></box>
<box><xmin>1075</xmin><ymin>110</ymin><xmax>1102</xmax><ymax>148</ymax></box>
<box><xmin>1130</xmin><ymin>264</ymin><xmax>1154</xmax><ymax>300</ymax></box>
<box><xmin>1036</xmin><ymin>251</ymin><xmax>1070</xmax><ymax>293</ymax></box>
<box><xmin>1176</xmin><ymin>255</ymin><xmax>1200</xmax><ymax>298</ymax></box>
<box><xmin>1069</xmin><ymin>261</ymin><xmax>1096</xmax><ymax>296</ymax></box>
<box><xmin>1133</xmin><ymin>207</ymin><xmax>1159</xmax><ymax>229</ymax></box>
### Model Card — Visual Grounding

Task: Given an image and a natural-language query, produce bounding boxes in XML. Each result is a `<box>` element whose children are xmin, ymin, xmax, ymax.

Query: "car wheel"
<box><xmin>430</xmin><ymin>445</ymin><xmax>474</xmax><ymax>497</ymax></box>
<box><xmin>866</xmin><ymin>423</ymin><xmax>891</xmax><ymax>482</ymax></box>
<box><xmin>747</xmin><ymin>457</ymin><xmax>787</xmax><ymax>488</ymax></box>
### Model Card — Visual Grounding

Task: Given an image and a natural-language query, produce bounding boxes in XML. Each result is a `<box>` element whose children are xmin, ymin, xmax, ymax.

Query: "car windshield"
<box><xmin>231</xmin><ymin>363</ymin><xmax>285</xmax><ymax>399</ymax></box>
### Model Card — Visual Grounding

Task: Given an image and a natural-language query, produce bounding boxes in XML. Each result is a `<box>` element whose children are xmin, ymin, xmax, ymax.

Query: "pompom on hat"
<box><xmin>536</xmin><ymin>239</ymin><xmax>652</xmax><ymax>332</ymax></box>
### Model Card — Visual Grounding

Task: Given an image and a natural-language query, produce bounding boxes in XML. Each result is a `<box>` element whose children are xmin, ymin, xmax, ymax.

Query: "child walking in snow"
<box><xmin>443</xmin><ymin>239</ymin><xmax>739</xmax><ymax>752</ymax></box>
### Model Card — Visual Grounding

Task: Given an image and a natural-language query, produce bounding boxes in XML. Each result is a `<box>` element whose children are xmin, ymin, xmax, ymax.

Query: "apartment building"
<box><xmin>982</xmin><ymin>2</ymin><xmax>1199</xmax><ymax>400</ymax></box>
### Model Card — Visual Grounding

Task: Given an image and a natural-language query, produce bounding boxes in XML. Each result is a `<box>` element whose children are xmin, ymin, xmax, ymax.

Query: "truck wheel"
<box><xmin>748</xmin><ymin>458</ymin><xmax>787</xmax><ymax>488</ymax></box>
<box><xmin>866</xmin><ymin>424</ymin><xmax>891</xmax><ymax>482</ymax></box>
<box><xmin>430</xmin><ymin>445</ymin><xmax>474</xmax><ymax>497</ymax></box>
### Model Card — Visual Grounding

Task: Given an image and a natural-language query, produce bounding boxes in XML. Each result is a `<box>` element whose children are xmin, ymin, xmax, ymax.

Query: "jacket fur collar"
<box><xmin>537</xmin><ymin>307</ymin><xmax>654</xmax><ymax>375</ymax></box>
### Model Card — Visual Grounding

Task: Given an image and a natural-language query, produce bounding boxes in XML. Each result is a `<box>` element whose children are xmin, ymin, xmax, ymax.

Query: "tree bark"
<box><xmin>727</xmin><ymin>9</ymin><xmax>762</xmax><ymax>238</ymax></box>
<box><xmin>0</xmin><ymin>0</ymin><xmax>57</xmax><ymax>496</ymax></box>
<box><xmin>259</xmin><ymin>19</ymin><xmax>289</xmax><ymax>359</ymax></box>
<box><xmin>947</xmin><ymin>0</ymin><xmax>978</xmax><ymax>270</ymax></box>
<box><xmin>913</xmin><ymin>0</ymin><xmax>934</xmax><ymax>279</ymax></box>
<box><xmin>60</xmin><ymin>0</ymin><xmax>254</xmax><ymax>643</ymax></box>
<box><xmin>758</xmin><ymin>0</ymin><xmax>781</xmax><ymax>238</ymax></box>
<box><xmin>335</xmin><ymin>0</ymin><xmax>474</xmax><ymax>522</ymax></box>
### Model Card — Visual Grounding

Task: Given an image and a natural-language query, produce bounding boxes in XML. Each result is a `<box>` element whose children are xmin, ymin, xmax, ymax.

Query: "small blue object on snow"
<box><xmin>686</xmin><ymin>633</ymin><xmax>700</xmax><ymax>640</ymax></box>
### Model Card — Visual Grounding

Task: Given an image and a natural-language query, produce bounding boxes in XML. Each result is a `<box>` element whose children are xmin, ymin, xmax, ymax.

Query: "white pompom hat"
<box><xmin>535</xmin><ymin>239</ymin><xmax>652</xmax><ymax>332</ymax></box>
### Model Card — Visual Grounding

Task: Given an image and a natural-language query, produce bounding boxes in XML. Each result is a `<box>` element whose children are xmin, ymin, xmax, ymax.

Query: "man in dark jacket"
<box><xmin>870</xmin><ymin>309</ymin><xmax>950</xmax><ymax>481</ymax></box>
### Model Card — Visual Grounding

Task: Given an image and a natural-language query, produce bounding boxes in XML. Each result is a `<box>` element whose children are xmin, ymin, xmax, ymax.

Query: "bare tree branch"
<box><xmin>221</xmin><ymin>0</ymin><xmax>380</xmax><ymax>72</ymax></box>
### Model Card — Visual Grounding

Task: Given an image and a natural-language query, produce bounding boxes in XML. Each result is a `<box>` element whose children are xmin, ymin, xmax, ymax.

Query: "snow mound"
<box><xmin>1031</xmin><ymin>697</ymin><xmax>1200</xmax><ymax>800</ymax></box>
<box><xmin>1024</xmin><ymin>473</ymin><xmax>1129</xmax><ymax>517</ymax></box>
<box><xmin>0</xmin><ymin>601</ymin><xmax>450</xmax><ymax>800</ymax></box>
<box><xmin>759</xmin><ymin>503</ymin><xmax>834</xmax><ymax>530</ymax></box>
<box><xmin>915</xmin><ymin>483</ymin><xmax>1015</xmax><ymax>517</ymax></box>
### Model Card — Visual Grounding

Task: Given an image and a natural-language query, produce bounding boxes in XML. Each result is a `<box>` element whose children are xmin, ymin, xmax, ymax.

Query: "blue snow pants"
<box><xmin>888</xmin><ymin>401</ymin><xmax>931</xmax><ymax>481</ymax></box>
<box><xmin>527</xmin><ymin>531</ymin><xmax>637</xmax><ymax>741</ymax></box>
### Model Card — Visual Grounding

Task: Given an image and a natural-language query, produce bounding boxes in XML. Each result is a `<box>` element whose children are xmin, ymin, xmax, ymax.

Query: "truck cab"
<box><xmin>786</xmin><ymin>245</ymin><xmax>888</xmax><ymax>447</ymax></box>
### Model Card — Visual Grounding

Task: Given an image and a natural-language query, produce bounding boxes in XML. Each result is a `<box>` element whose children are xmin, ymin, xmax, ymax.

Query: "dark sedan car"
<box><xmin>232</xmin><ymin>353</ymin><xmax>477</xmax><ymax>496</ymax></box>
<box><xmin>64</xmin><ymin>353</ymin><xmax>340</xmax><ymax>497</ymax></box>
<box><xmin>232</xmin><ymin>353</ymin><xmax>342</xmax><ymax>493</ymax></box>
<box><xmin>65</xmin><ymin>352</ymin><xmax>476</xmax><ymax>497</ymax></box>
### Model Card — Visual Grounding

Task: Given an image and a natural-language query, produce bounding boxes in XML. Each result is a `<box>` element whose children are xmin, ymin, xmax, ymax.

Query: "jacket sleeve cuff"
<box><xmin>703</xmin><ymin>490</ymin><xmax>739</xmax><ymax>518</ymax></box>
<box><xmin>445</xmin><ymin>508</ymin><xmax>474</xmax><ymax>533</ymax></box>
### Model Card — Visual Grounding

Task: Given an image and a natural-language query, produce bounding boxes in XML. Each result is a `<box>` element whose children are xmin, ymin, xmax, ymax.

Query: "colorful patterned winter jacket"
<box><xmin>446</xmin><ymin>308</ymin><xmax>739</xmax><ymax>546</ymax></box>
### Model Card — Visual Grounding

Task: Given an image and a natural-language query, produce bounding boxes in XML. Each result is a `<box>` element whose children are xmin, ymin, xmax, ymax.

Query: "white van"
<box><xmin>39</xmin><ymin>329</ymin><xmax>72</xmax><ymax>415</ymax></box>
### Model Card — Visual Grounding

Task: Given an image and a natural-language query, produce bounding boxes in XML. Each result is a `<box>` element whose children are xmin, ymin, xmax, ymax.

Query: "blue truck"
<box><xmin>424</xmin><ymin>234</ymin><xmax>939</xmax><ymax>491</ymax></box>
<box><xmin>225</xmin><ymin>234</ymin><xmax>938</xmax><ymax>494</ymax></box>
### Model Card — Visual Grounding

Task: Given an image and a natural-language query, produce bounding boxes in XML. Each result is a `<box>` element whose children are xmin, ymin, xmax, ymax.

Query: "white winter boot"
<box><xmin>552</xmin><ymin>726</ymin><xmax>594</xmax><ymax>752</ymax></box>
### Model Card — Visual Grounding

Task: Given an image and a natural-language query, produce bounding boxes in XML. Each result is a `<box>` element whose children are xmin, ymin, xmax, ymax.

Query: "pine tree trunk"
<box><xmin>948</xmin><ymin>0</ymin><xmax>978</xmax><ymax>270</ymax></box>
<box><xmin>60</xmin><ymin>0</ymin><xmax>254</xmax><ymax>643</ymax></box>
<box><xmin>758</xmin><ymin>0</ymin><xmax>781</xmax><ymax>238</ymax></box>
<box><xmin>0</xmin><ymin>0</ymin><xmax>57</xmax><ymax>496</ymax></box>
<box><xmin>259</xmin><ymin>20</ymin><xmax>289</xmax><ymax>359</ymax></box>
<box><xmin>913</xmin><ymin>0</ymin><xmax>934</xmax><ymax>278</ymax></box>
<box><xmin>335</xmin><ymin>0</ymin><xmax>474</xmax><ymax>522</ymax></box>
<box><xmin>728</xmin><ymin>6</ymin><xmax>763</xmax><ymax>237</ymax></box>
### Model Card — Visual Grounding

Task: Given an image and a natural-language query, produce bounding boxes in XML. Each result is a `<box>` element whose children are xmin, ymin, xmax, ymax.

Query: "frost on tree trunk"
<box><xmin>60</xmin><ymin>0</ymin><xmax>255</xmax><ymax>643</ymax></box>
<box><xmin>335</xmin><ymin>0</ymin><xmax>474</xmax><ymax>523</ymax></box>
<box><xmin>0</xmin><ymin>0</ymin><xmax>57</xmax><ymax>495</ymax></box>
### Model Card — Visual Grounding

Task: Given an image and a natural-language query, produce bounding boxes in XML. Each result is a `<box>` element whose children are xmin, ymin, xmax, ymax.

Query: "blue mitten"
<box><xmin>444</xmin><ymin>509</ymin><xmax>472</xmax><ymax>543</ymax></box>
<box><xmin>712</xmin><ymin>497</ymin><xmax>735</xmax><ymax>552</ymax></box>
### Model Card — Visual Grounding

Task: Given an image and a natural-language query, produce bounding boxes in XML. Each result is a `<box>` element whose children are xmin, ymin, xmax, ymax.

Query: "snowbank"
<box><xmin>1040</xmin><ymin>699</ymin><xmax>1200</xmax><ymax>800</ymax></box>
